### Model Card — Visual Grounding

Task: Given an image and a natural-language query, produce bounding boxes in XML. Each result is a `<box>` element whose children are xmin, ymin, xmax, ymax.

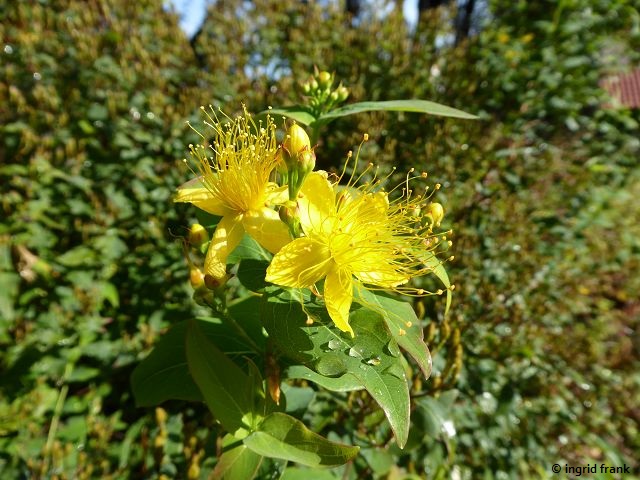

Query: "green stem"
<box><xmin>41</xmin><ymin>362</ymin><xmax>73</xmax><ymax>476</ymax></box>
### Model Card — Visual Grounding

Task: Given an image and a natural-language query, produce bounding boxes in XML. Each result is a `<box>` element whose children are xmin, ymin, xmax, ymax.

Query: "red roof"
<box><xmin>601</xmin><ymin>68</ymin><xmax>640</xmax><ymax>109</ymax></box>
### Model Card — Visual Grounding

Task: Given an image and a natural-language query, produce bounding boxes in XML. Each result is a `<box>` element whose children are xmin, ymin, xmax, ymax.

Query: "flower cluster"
<box><xmin>176</xmin><ymin>107</ymin><xmax>451</xmax><ymax>336</ymax></box>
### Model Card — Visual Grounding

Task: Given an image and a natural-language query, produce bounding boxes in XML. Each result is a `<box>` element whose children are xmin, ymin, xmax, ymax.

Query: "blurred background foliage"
<box><xmin>1</xmin><ymin>0</ymin><xmax>639</xmax><ymax>478</ymax></box>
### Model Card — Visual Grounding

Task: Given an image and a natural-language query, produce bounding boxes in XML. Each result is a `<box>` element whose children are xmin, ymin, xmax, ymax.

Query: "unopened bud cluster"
<box><xmin>300</xmin><ymin>69</ymin><xmax>349</xmax><ymax>114</ymax></box>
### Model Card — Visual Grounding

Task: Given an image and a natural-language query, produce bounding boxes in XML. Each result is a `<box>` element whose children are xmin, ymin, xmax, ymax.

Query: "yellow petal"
<box><xmin>204</xmin><ymin>214</ymin><xmax>245</xmax><ymax>280</ymax></box>
<box><xmin>324</xmin><ymin>267</ymin><xmax>355</xmax><ymax>337</ymax></box>
<box><xmin>353</xmin><ymin>261</ymin><xmax>409</xmax><ymax>287</ymax></box>
<box><xmin>265</xmin><ymin>237</ymin><xmax>332</xmax><ymax>288</ymax></box>
<box><xmin>242</xmin><ymin>207</ymin><xmax>292</xmax><ymax>254</ymax></box>
<box><xmin>264</xmin><ymin>182</ymin><xmax>289</xmax><ymax>206</ymax></box>
<box><xmin>298</xmin><ymin>171</ymin><xmax>336</xmax><ymax>236</ymax></box>
<box><xmin>174</xmin><ymin>177</ymin><xmax>231</xmax><ymax>216</ymax></box>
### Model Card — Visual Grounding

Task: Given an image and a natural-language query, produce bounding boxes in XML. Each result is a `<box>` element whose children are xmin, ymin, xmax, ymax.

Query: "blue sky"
<box><xmin>168</xmin><ymin>0</ymin><xmax>420</xmax><ymax>38</ymax></box>
<box><xmin>169</xmin><ymin>0</ymin><xmax>208</xmax><ymax>37</ymax></box>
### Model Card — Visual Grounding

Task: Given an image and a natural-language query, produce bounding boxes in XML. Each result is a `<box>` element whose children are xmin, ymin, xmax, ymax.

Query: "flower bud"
<box><xmin>426</xmin><ymin>202</ymin><xmax>444</xmax><ymax>227</ymax></box>
<box><xmin>298</xmin><ymin>149</ymin><xmax>316</xmax><ymax>175</ymax></box>
<box><xmin>283</xmin><ymin>124</ymin><xmax>311</xmax><ymax>164</ymax></box>
<box><xmin>188</xmin><ymin>223</ymin><xmax>209</xmax><ymax>248</ymax></box>
<box><xmin>189</xmin><ymin>266</ymin><xmax>205</xmax><ymax>290</ymax></box>
<box><xmin>317</xmin><ymin>71</ymin><xmax>333</xmax><ymax>89</ymax></box>
<box><xmin>279</xmin><ymin>201</ymin><xmax>302</xmax><ymax>238</ymax></box>
<box><xmin>336</xmin><ymin>86</ymin><xmax>349</xmax><ymax>102</ymax></box>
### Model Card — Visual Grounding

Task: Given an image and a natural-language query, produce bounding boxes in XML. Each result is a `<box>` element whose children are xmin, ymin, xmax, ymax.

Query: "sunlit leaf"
<box><xmin>244</xmin><ymin>413</ymin><xmax>359</xmax><ymax>467</ymax></box>
<box><xmin>262</xmin><ymin>288</ymin><xmax>410</xmax><ymax>447</ymax></box>
<box><xmin>422</xmin><ymin>251</ymin><xmax>452</xmax><ymax>315</ymax></box>
<box><xmin>132</xmin><ymin>317</ymin><xmax>260</xmax><ymax>407</ymax></box>
<box><xmin>317</xmin><ymin>100</ymin><xmax>478</xmax><ymax>123</ymax></box>
<box><xmin>214</xmin><ymin>434</ymin><xmax>263</xmax><ymax>480</ymax></box>
<box><xmin>284</xmin><ymin>365</ymin><xmax>363</xmax><ymax>392</ymax></box>
<box><xmin>258</xmin><ymin>107</ymin><xmax>316</xmax><ymax>126</ymax></box>
<box><xmin>186</xmin><ymin>318</ymin><xmax>263</xmax><ymax>433</ymax></box>
<box><xmin>355</xmin><ymin>289</ymin><xmax>431</xmax><ymax>379</ymax></box>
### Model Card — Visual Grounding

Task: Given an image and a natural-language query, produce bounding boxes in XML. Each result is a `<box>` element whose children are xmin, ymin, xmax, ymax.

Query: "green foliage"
<box><xmin>243</xmin><ymin>413</ymin><xmax>359</xmax><ymax>467</ymax></box>
<box><xmin>0</xmin><ymin>1</ymin><xmax>212</xmax><ymax>477</ymax></box>
<box><xmin>1</xmin><ymin>0</ymin><xmax>639</xmax><ymax>478</ymax></box>
<box><xmin>263</xmin><ymin>288</ymin><xmax>413</xmax><ymax>448</ymax></box>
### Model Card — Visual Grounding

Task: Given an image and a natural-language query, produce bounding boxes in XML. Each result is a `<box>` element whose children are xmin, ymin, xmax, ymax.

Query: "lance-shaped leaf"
<box><xmin>131</xmin><ymin>315</ymin><xmax>260</xmax><ymax>407</ymax></box>
<box><xmin>186</xmin><ymin>318</ymin><xmax>257</xmax><ymax>433</ymax></box>
<box><xmin>316</xmin><ymin>99</ymin><xmax>478</xmax><ymax>123</ymax></box>
<box><xmin>258</xmin><ymin>107</ymin><xmax>316</xmax><ymax>126</ymax></box>
<box><xmin>244</xmin><ymin>413</ymin><xmax>359</xmax><ymax>467</ymax></box>
<box><xmin>262</xmin><ymin>288</ymin><xmax>411</xmax><ymax>447</ymax></box>
<box><xmin>355</xmin><ymin>288</ymin><xmax>432</xmax><ymax>379</ymax></box>
<box><xmin>214</xmin><ymin>434</ymin><xmax>263</xmax><ymax>480</ymax></box>
<box><xmin>284</xmin><ymin>365</ymin><xmax>363</xmax><ymax>392</ymax></box>
<box><xmin>421</xmin><ymin>251</ymin><xmax>452</xmax><ymax>315</ymax></box>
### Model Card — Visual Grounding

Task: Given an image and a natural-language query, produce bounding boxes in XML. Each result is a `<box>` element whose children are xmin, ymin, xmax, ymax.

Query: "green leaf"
<box><xmin>131</xmin><ymin>318</ymin><xmax>260</xmax><ymax>407</ymax></box>
<box><xmin>280</xmin><ymin>383</ymin><xmax>315</xmax><ymax>414</ymax></box>
<box><xmin>263</xmin><ymin>289</ymin><xmax>411</xmax><ymax>447</ymax></box>
<box><xmin>227</xmin><ymin>234</ymin><xmax>271</xmax><ymax>263</ymax></box>
<box><xmin>243</xmin><ymin>413</ymin><xmax>359</xmax><ymax>467</ymax></box>
<box><xmin>214</xmin><ymin>434</ymin><xmax>263</xmax><ymax>480</ymax></box>
<box><xmin>317</xmin><ymin>100</ymin><xmax>478</xmax><ymax>123</ymax></box>
<box><xmin>259</xmin><ymin>107</ymin><xmax>316</xmax><ymax>126</ymax></box>
<box><xmin>236</xmin><ymin>258</ymin><xmax>269</xmax><ymax>292</ymax></box>
<box><xmin>280</xmin><ymin>468</ymin><xmax>339</xmax><ymax>480</ymax></box>
<box><xmin>57</xmin><ymin>246</ymin><xmax>97</xmax><ymax>267</ymax></box>
<box><xmin>284</xmin><ymin>365</ymin><xmax>363</xmax><ymax>392</ymax></box>
<box><xmin>361</xmin><ymin>448</ymin><xmax>394</xmax><ymax>476</ymax></box>
<box><xmin>131</xmin><ymin>321</ymin><xmax>202</xmax><ymax>406</ymax></box>
<box><xmin>186</xmin><ymin>318</ymin><xmax>258</xmax><ymax>433</ymax></box>
<box><xmin>355</xmin><ymin>289</ymin><xmax>431</xmax><ymax>379</ymax></box>
<box><xmin>0</xmin><ymin>271</ymin><xmax>20</xmax><ymax>323</ymax></box>
<box><xmin>414</xmin><ymin>391</ymin><xmax>458</xmax><ymax>440</ymax></box>
<box><xmin>422</xmin><ymin>252</ymin><xmax>452</xmax><ymax>315</ymax></box>
<box><xmin>227</xmin><ymin>295</ymin><xmax>267</xmax><ymax>351</ymax></box>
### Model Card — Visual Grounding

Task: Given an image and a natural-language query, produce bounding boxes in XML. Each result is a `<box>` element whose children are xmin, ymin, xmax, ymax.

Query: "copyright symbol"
<box><xmin>552</xmin><ymin>464</ymin><xmax>561</xmax><ymax>473</ymax></box>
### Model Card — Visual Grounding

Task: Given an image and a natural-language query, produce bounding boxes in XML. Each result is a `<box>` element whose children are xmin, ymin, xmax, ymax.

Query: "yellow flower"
<box><xmin>175</xmin><ymin>107</ymin><xmax>291</xmax><ymax>283</ymax></box>
<box><xmin>266</xmin><ymin>169</ymin><xmax>443</xmax><ymax>336</ymax></box>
